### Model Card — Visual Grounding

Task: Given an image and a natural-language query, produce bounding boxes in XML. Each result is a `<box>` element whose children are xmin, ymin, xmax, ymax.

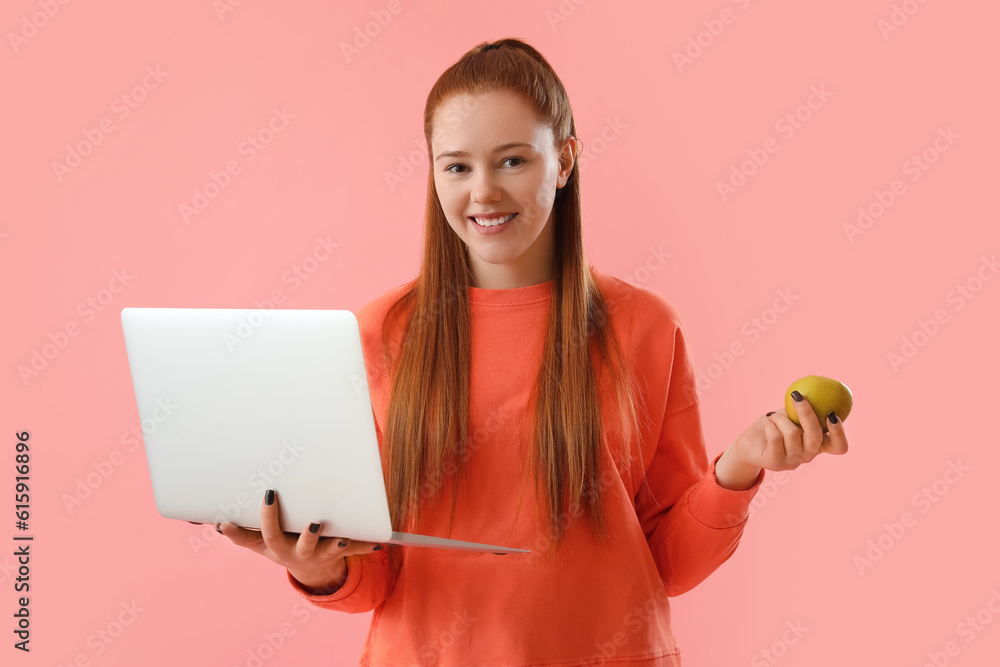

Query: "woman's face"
<box><xmin>431</xmin><ymin>90</ymin><xmax>577</xmax><ymax>289</ymax></box>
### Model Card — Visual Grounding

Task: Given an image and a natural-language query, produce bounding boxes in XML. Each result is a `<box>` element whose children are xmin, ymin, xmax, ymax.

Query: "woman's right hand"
<box><xmin>216</xmin><ymin>488</ymin><xmax>384</xmax><ymax>595</ymax></box>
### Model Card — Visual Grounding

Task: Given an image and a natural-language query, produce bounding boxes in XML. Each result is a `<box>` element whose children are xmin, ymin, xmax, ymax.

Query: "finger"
<box><xmin>316</xmin><ymin>537</ymin><xmax>386</xmax><ymax>560</ymax></box>
<box><xmin>259</xmin><ymin>489</ymin><xmax>291</xmax><ymax>560</ymax></box>
<box><xmin>290</xmin><ymin>543</ymin><xmax>385</xmax><ymax>595</ymax></box>
<box><xmin>820</xmin><ymin>412</ymin><xmax>849</xmax><ymax>456</ymax></box>
<box><xmin>789</xmin><ymin>393</ymin><xmax>823</xmax><ymax>460</ymax></box>
<box><xmin>295</xmin><ymin>521</ymin><xmax>324</xmax><ymax>559</ymax></box>
<box><xmin>218</xmin><ymin>522</ymin><xmax>267</xmax><ymax>555</ymax></box>
<box><xmin>767</xmin><ymin>399</ymin><xmax>830</xmax><ymax>451</ymax></box>
<box><xmin>298</xmin><ymin>539</ymin><xmax>387</xmax><ymax>589</ymax></box>
<box><xmin>768</xmin><ymin>407</ymin><xmax>805</xmax><ymax>465</ymax></box>
<box><xmin>760</xmin><ymin>416</ymin><xmax>787</xmax><ymax>470</ymax></box>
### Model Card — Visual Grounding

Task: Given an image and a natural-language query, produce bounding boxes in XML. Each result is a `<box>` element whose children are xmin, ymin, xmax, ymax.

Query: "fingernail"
<box><xmin>309</xmin><ymin>522</ymin><xmax>320</xmax><ymax>534</ymax></box>
<box><xmin>827</xmin><ymin>411</ymin><xmax>839</xmax><ymax>424</ymax></box>
<box><xmin>791</xmin><ymin>390</ymin><xmax>803</xmax><ymax>402</ymax></box>
<box><xmin>338</xmin><ymin>540</ymin><xmax>348</xmax><ymax>547</ymax></box>
<box><xmin>265</xmin><ymin>489</ymin><xmax>274</xmax><ymax>505</ymax></box>
<box><xmin>215</xmin><ymin>523</ymin><xmax>223</xmax><ymax>534</ymax></box>
<box><xmin>766</xmin><ymin>411</ymin><xmax>775</xmax><ymax>417</ymax></box>
<box><xmin>372</xmin><ymin>545</ymin><xmax>383</xmax><ymax>551</ymax></box>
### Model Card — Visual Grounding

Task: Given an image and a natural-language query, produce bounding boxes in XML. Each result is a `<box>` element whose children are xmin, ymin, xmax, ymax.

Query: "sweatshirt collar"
<box><xmin>467</xmin><ymin>277</ymin><xmax>555</xmax><ymax>307</ymax></box>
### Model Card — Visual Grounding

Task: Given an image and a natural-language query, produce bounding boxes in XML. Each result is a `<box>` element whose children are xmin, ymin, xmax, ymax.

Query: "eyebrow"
<box><xmin>434</xmin><ymin>142</ymin><xmax>535</xmax><ymax>161</ymax></box>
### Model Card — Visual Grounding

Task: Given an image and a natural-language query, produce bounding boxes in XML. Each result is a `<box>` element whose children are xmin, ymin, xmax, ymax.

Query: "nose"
<box><xmin>470</xmin><ymin>170</ymin><xmax>502</xmax><ymax>204</ymax></box>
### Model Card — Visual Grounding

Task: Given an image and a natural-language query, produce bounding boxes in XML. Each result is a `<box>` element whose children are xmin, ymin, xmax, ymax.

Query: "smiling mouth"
<box><xmin>470</xmin><ymin>213</ymin><xmax>517</xmax><ymax>227</ymax></box>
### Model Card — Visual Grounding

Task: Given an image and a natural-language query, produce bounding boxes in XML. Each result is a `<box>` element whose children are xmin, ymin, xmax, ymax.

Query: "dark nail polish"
<box><xmin>791</xmin><ymin>390</ymin><xmax>803</xmax><ymax>402</ymax></box>
<box><xmin>265</xmin><ymin>489</ymin><xmax>274</xmax><ymax>505</ymax></box>
<box><xmin>766</xmin><ymin>411</ymin><xmax>775</xmax><ymax>417</ymax></box>
<box><xmin>309</xmin><ymin>522</ymin><xmax>320</xmax><ymax>534</ymax></box>
<box><xmin>372</xmin><ymin>545</ymin><xmax>383</xmax><ymax>551</ymax></box>
<box><xmin>827</xmin><ymin>411</ymin><xmax>838</xmax><ymax>424</ymax></box>
<box><xmin>338</xmin><ymin>540</ymin><xmax>348</xmax><ymax>547</ymax></box>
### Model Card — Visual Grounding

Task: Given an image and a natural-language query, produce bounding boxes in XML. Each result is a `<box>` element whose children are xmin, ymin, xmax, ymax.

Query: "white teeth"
<box><xmin>473</xmin><ymin>213</ymin><xmax>515</xmax><ymax>227</ymax></box>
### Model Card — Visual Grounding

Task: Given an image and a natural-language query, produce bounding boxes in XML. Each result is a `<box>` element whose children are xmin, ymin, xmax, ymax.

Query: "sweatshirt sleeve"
<box><xmin>633</xmin><ymin>314</ymin><xmax>765</xmax><ymax>597</ymax></box>
<box><xmin>285</xmin><ymin>549</ymin><xmax>392</xmax><ymax>614</ymax></box>
<box><xmin>285</xmin><ymin>406</ymin><xmax>397</xmax><ymax>613</ymax></box>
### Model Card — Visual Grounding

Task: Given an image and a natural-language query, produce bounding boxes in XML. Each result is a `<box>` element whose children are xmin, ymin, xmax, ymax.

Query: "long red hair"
<box><xmin>377</xmin><ymin>38</ymin><xmax>645</xmax><ymax>552</ymax></box>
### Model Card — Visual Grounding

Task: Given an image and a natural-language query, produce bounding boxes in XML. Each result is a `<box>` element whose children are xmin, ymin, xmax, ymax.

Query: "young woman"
<box><xmin>218</xmin><ymin>38</ymin><xmax>850</xmax><ymax>665</ymax></box>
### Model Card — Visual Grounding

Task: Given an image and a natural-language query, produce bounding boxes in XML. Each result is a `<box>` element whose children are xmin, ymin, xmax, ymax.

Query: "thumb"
<box><xmin>218</xmin><ymin>522</ymin><xmax>267</xmax><ymax>555</ymax></box>
<box><xmin>319</xmin><ymin>537</ymin><xmax>386</xmax><ymax>561</ymax></box>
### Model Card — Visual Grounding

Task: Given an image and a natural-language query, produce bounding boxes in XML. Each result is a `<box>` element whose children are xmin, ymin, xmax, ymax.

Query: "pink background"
<box><xmin>3</xmin><ymin>0</ymin><xmax>999</xmax><ymax>665</ymax></box>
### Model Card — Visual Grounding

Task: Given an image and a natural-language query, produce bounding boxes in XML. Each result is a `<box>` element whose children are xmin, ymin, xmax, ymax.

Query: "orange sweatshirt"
<box><xmin>287</xmin><ymin>265</ymin><xmax>765</xmax><ymax>666</ymax></box>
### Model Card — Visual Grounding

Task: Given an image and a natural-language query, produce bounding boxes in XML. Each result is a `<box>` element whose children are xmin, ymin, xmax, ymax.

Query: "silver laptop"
<box><xmin>120</xmin><ymin>307</ymin><xmax>528</xmax><ymax>554</ymax></box>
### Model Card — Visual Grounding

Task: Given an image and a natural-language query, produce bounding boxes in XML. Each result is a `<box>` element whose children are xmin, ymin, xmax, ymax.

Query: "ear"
<box><xmin>558</xmin><ymin>136</ymin><xmax>582</xmax><ymax>187</ymax></box>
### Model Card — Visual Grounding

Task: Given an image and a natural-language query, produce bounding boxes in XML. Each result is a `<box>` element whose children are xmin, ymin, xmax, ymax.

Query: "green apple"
<box><xmin>784</xmin><ymin>375</ymin><xmax>853</xmax><ymax>434</ymax></box>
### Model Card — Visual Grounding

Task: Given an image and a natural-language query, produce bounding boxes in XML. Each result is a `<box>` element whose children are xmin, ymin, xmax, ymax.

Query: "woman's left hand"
<box><xmin>717</xmin><ymin>393</ymin><xmax>850</xmax><ymax>490</ymax></box>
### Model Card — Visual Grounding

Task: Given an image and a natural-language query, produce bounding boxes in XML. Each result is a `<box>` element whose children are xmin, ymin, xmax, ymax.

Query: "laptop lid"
<box><xmin>121</xmin><ymin>306</ymin><xmax>529</xmax><ymax>554</ymax></box>
<box><xmin>121</xmin><ymin>306</ymin><xmax>396</xmax><ymax>542</ymax></box>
